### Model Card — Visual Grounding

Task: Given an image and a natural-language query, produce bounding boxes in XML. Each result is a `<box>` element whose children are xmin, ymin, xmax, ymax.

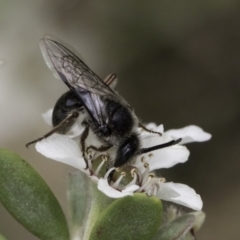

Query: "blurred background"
<box><xmin>0</xmin><ymin>0</ymin><xmax>239</xmax><ymax>239</ymax></box>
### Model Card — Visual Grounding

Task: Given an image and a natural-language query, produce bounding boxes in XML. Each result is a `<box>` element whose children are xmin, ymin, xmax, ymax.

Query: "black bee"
<box><xmin>26</xmin><ymin>35</ymin><xmax>181</xmax><ymax>169</ymax></box>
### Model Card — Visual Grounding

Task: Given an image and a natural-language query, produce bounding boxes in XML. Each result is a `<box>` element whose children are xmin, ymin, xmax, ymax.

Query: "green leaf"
<box><xmin>68</xmin><ymin>172</ymin><xmax>90</xmax><ymax>226</ymax></box>
<box><xmin>67</xmin><ymin>171</ymin><xmax>91</xmax><ymax>239</ymax></box>
<box><xmin>82</xmin><ymin>181</ymin><xmax>114</xmax><ymax>240</ymax></box>
<box><xmin>89</xmin><ymin>193</ymin><xmax>162</xmax><ymax>240</ymax></box>
<box><xmin>153</xmin><ymin>213</ymin><xmax>195</xmax><ymax>240</ymax></box>
<box><xmin>191</xmin><ymin>211</ymin><xmax>205</xmax><ymax>232</ymax></box>
<box><xmin>179</xmin><ymin>211</ymin><xmax>206</xmax><ymax>240</ymax></box>
<box><xmin>0</xmin><ymin>149</ymin><xmax>69</xmax><ymax>240</ymax></box>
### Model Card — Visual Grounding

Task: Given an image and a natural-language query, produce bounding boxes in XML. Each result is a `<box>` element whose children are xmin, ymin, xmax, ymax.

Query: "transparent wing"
<box><xmin>40</xmin><ymin>34</ymin><xmax>118</xmax><ymax>127</ymax></box>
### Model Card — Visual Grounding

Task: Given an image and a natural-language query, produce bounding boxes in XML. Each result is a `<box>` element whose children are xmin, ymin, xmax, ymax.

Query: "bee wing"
<box><xmin>40</xmin><ymin>35</ymin><xmax>118</xmax><ymax>127</ymax></box>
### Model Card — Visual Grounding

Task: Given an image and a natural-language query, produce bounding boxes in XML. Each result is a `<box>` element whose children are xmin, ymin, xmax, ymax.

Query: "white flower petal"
<box><xmin>36</xmin><ymin>133</ymin><xmax>87</xmax><ymax>171</ymax></box>
<box><xmin>98</xmin><ymin>179</ymin><xmax>139</xmax><ymax>198</ymax></box>
<box><xmin>123</xmin><ymin>184</ymin><xmax>140</xmax><ymax>193</ymax></box>
<box><xmin>42</xmin><ymin>109</ymin><xmax>53</xmax><ymax>126</ymax></box>
<box><xmin>157</xmin><ymin>182</ymin><xmax>203</xmax><ymax>210</ymax></box>
<box><xmin>165</xmin><ymin>125</ymin><xmax>212</xmax><ymax>144</ymax></box>
<box><xmin>140</xmin><ymin>130</ymin><xmax>165</xmax><ymax>146</ymax></box>
<box><xmin>134</xmin><ymin>133</ymin><xmax>189</xmax><ymax>170</ymax></box>
<box><xmin>37</xmin><ymin>116</ymin><xmax>208</xmax><ymax>204</ymax></box>
<box><xmin>147</xmin><ymin>145</ymin><xmax>189</xmax><ymax>170</ymax></box>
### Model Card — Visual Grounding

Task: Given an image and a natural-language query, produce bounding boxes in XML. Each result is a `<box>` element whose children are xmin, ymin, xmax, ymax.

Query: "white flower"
<box><xmin>98</xmin><ymin>178</ymin><xmax>140</xmax><ymax>198</ymax></box>
<box><xmin>36</xmin><ymin>133</ymin><xmax>139</xmax><ymax>198</ymax></box>
<box><xmin>36</xmin><ymin>109</ymin><xmax>211</xmax><ymax>210</ymax></box>
<box><xmin>156</xmin><ymin>182</ymin><xmax>203</xmax><ymax>210</ymax></box>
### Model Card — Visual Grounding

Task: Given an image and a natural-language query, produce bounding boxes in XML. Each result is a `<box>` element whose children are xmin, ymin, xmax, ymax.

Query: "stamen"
<box><xmin>146</xmin><ymin>183</ymin><xmax>160</xmax><ymax>196</ymax></box>
<box><xmin>145</xmin><ymin>177</ymin><xmax>165</xmax><ymax>194</ymax></box>
<box><xmin>144</xmin><ymin>175</ymin><xmax>161</xmax><ymax>192</ymax></box>
<box><xmin>131</xmin><ymin>168</ymin><xmax>138</xmax><ymax>177</ymax></box>
<box><xmin>161</xmin><ymin>177</ymin><xmax>165</xmax><ymax>182</ymax></box>
<box><xmin>140</xmin><ymin>156</ymin><xmax>146</xmax><ymax>163</ymax></box>
<box><xmin>112</xmin><ymin>172</ymin><xmax>126</xmax><ymax>189</ymax></box>
<box><xmin>140</xmin><ymin>162</ymin><xmax>150</xmax><ymax>184</ymax></box>
<box><xmin>149</xmin><ymin>173</ymin><xmax>155</xmax><ymax>178</ymax></box>
<box><xmin>124</xmin><ymin>169</ymin><xmax>138</xmax><ymax>188</ymax></box>
<box><xmin>138</xmin><ymin>175</ymin><xmax>153</xmax><ymax>192</ymax></box>
<box><xmin>94</xmin><ymin>156</ymin><xmax>107</xmax><ymax>176</ymax></box>
<box><xmin>104</xmin><ymin>167</ymin><xmax>116</xmax><ymax>179</ymax></box>
<box><xmin>144</xmin><ymin>162</ymin><xmax>149</xmax><ymax>168</ymax></box>
<box><xmin>102</xmin><ymin>154</ymin><xmax>108</xmax><ymax>161</ymax></box>
<box><xmin>87</xmin><ymin>159</ymin><xmax>92</xmax><ymax>171</ymax></box>
<box><xmin>87</xmin><ymin>149</ymin><xmax>93</xmax><ymax>160</ymax></box>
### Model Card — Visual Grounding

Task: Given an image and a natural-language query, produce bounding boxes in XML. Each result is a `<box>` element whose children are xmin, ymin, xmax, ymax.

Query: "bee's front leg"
<box><xmin>26</xmin><ymin>111</ymin><xmax>79</xmax><ymax>148</ymax></box>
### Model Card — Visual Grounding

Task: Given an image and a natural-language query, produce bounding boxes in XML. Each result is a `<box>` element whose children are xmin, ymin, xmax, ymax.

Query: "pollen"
<box><xmin>148</xmin><ymin>173</ymin><xmax>154</xmax><ymax>178</ymax></box>
<box><xmin>159</xmin><ymin>177</ymin><xmax>165</xmax><ymax>183</ymax></box>
<box><xmin>101</xmin><ymin>154</ymin><xmax>108</xmax><ymax>161</ymax></box>
<box><xmin>148</xmin><ymin>153</ymin><xmax>154</xmax><ymax>158</ymax></box>
<box><xmin>144</xmin><ymin>162</ymin><xmax>149</xmax><ymax>168</ymax></box>
<box><xmin>86</xmin><ymin>149</ymin><xmax>93</xmax><ymax>160</ymax></box>
<box><xmin>124</xmin><ymin>169</ymin><xmax>138</xmax><ymax>188</ymax></box>
<box><xmin>130</xmin><ymin>168</ymin><xmax>137</xmax><ymax>176</ymax></box>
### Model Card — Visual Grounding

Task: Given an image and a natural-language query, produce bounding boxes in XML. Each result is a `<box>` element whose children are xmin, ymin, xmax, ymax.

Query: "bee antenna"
<box><xmin>138</xmin><ymin>138</ymin><xmax>182</xmax><ymax>155</ymax></box>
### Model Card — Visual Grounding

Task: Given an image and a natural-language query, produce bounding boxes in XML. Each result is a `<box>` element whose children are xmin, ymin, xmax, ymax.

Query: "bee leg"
<box><xmin>103</xmin><ymin>73</ymin><xmax>117</xmax><ymax>88</ymax></box>
<box><xmin>138</xmin><ymin>122</ymin><xmax>162</xmax><ymax>136</ymax></box>
<box><xmin>138</xmin><ymin>138</ymin><xmax>182</xmax><ymax>155</ymax></box>
<box><xmin>80</xmin><ymin>125</ymin><xmax>90</xmax><ymax>169</ymax></box>
<box><xmin>25</xmin><ymin>111</ymin><xmax>79</xmax><ymax>148</ymax></box>
<box><xmin>86</xmin><ymin>145</ymin><xmax>112</xmax><ymax>154</ymax></box>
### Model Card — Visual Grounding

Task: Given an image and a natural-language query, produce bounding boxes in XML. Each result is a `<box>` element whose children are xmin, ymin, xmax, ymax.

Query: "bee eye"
<box><xmin>65</xmin><ymin>98</ymin><xmax>82</xmax><ymax>109</ymax></box>
<box><xmin>66</xmin><ymin>99</ymin><xmax>76</xmax><ymax>107</ymax></box>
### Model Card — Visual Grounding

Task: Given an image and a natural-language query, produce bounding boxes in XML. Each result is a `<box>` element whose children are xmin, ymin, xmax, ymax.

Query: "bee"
<box><xmin>26</xmin><ymin>35</ymin><xmax>181</xmax><ymax>169</ymax></box>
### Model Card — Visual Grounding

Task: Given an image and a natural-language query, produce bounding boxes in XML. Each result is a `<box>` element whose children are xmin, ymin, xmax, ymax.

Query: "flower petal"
<box><xmin>36</xmin><ymin>134</ymin><xmax>87</xmax><ymax>172</ymax></box>
<box><xmin>157</xmin><ymin>182</ymin><xmax>203</xmax><ymax>210</ymax></box>
<box><xmin>42</xmin><ymin>109</ymin><xmax>53</xmax><ymax>126</ymax></box>
<box><xmin>98</xmin><ymin>179</ymin><xmax>139</xmax><ymax>198</ymax></box>
<box><xmin>147</xmin><ymin>145</ymin><xmax>189</xmax><ymax>171</ymax></box>
<box><xmin>165</xmin><ymin>125</ymin><xmax>212</xmax><ymax>144</ymax></box>
<box><xmin>134</xmin><ymin>133</ymin><xmax>189</xmax><ymax>170</ymax></box>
